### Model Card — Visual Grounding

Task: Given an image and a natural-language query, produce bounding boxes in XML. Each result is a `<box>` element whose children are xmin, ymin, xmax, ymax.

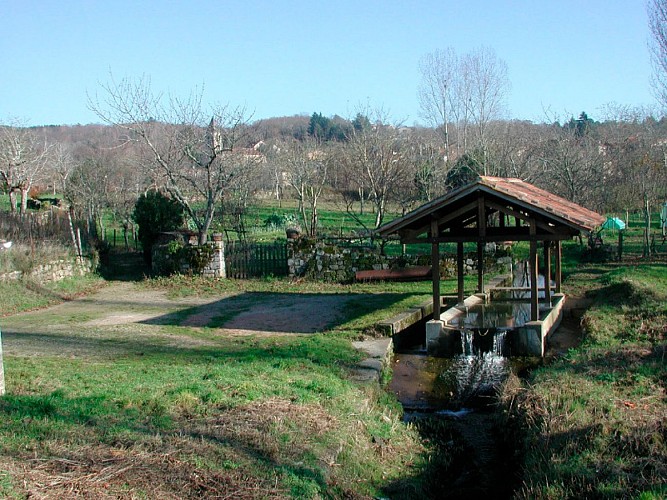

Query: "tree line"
<box><xmin>2</xmin><ymin>101</ymin><xmax>666</xmax><ymax>245</ymax></box>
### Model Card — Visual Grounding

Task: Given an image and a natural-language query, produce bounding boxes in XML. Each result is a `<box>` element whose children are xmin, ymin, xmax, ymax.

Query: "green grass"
<box><xmin>1</xmin><ymin>269</ymin><xmax>467</xmax><ymax>497</ymax></box>
<box><xmin>504</xmin><ymin>262</ymin><xmax>667</xmax><ymax>499</ymax></box>
<box><xmin>0</xmin><ymin>339</ymin><xmax>423</xmax><ymax>497</ymax></box>
<box><xmin>0</xmin><ymin>274</ymin><xmax>105</xmax><ymax>317</ymax></box>
<box><xmin>243</xmin><ymin>198</ymin><xmax>382</xmax><ymax>236</ymax></box>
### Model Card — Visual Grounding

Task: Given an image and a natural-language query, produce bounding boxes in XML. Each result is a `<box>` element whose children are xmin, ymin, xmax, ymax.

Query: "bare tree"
<box><xmin>485</xmin><ymin>120</ymin><xmax>539</xmax><ymax>180</ymax></box>
<box><xmin>418</xmin><ymin>48</ymin><xmax>459</xmax><ymax>158</ymax></box>
<box><xmin>49</xmin><ymin>143</ymin><xmax>75</xmax><ymax>195</ymax></box>
<box><xmin>532</xmin><ymin>120</ymin><xmax>604</xmax><ymax>209</ymax></box>
<box><xmin>418</xmin><ymin>47</ymin><xmax>510</xmax><ymax>167</ymax></box>
<box><xmin>280</xmin><ymin>139</ymin><xmax>328</xmax><ymax>237</ymax></box>
<box><xmin>461</xmin><ymin>47</ymin><xmax>510</xmax><ymax>166</ymax></box>
<box><xmin>65</xmin><ymin>155</ymin><xmax>114</xmax><ymax>236</ymax></box>
<box><xmin>0</xmin><ymin>120</ymin><xmax>50</xmax><ymax>213</ymax></box>
<box><xmin>336</xmin><ymin>110</ymin><xmax>411</xmax><ymax>229</ymax></box>
<box><xmin>407</xmin><ymin>130</ymin><xmax>447</xmax><ymax>204</ymax></box>
<box><xmin>89</xmin><ymin>75</ymin><xmax>254</xmax><ymax>244</ymax></box>
<box><xmin>649</xmin><ymin>0</ymin><xmax>667</xmax><ymax>108</ymax></box>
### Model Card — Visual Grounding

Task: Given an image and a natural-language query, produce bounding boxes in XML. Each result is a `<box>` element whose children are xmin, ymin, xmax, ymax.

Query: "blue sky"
<box><xmin>0</xmin><ymin>0</ymin><xmax>656</xmax><ymax>126</ymax></box>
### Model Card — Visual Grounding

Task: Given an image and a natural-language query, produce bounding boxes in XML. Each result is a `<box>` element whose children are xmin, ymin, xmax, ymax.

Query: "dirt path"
<box><xmin>2</xmin><ymin>281</ymin><xmax>353</xmax><ymax>357</ymax></box>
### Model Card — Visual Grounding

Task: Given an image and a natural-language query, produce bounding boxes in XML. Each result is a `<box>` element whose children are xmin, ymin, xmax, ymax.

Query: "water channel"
<box><xmin>389</xmin><ymin>326</ymin><xmax>527</xmax><ymax>497</ymax></box>
<box><xmin>387</xmin><ymin>265</ymin><xmax>547</xmax><ymax>497</ymax></box>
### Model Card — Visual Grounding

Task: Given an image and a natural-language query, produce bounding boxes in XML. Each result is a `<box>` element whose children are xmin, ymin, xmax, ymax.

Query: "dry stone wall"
<box><xmin>0</xmin><ymin>258</ymin><xmax>92</xmax><ymax>283</ymax></box>
<box><xmin>286</xmin><ymin>238</ymin><xmax>502</xmax><ymax>282</ymax></box>
<box><xmin>152</xmin><ymin>234</ymin><xmax>226</xmax><ymax>278</ymax></box>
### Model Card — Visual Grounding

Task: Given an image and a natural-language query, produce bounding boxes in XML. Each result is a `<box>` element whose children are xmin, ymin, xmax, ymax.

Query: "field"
<box><xmin>1</xmin><ymin>193</ymin><xmax>666</xmax><ymax>498</ymax></box>
<box><xmin>502</xmin><ymin>261</ymin><xmax>666</xmax><ymax>499</ymax></box>
<box><xmin>0</xmin><ymin>249</ymin><xmax>486</xmax><ymax>498</ymax></box>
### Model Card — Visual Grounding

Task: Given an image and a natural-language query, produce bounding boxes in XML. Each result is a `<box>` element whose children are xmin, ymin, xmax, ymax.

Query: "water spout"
<box><xmin>460</xmin><ymin>328</ymin><xmax>474</xmax><ymax>356</ymax></box>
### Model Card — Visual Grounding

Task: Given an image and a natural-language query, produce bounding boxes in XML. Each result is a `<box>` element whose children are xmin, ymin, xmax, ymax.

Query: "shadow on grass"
<box><xmin>2</xmin><ymin>328</ymin><xmax>364</xmax><ymax>369</ymax></box>
<box><xmin>0</xmin><ymin>332</ymin><xmax>364</xmax><ymax>496</ymax></box>
<box><xmin>0</xmin><ymin>388</ymin><xmax>332</xmax><ymax>497</ymax></box>
<box><xmin>139</xmin><ymin>291</ymin><xmax>414</xmax><ymax>334</ymax></box>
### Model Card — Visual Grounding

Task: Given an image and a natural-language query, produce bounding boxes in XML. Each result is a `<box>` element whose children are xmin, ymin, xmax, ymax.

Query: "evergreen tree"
<box><xmin>132</xmin><ymin>190</ymin><xmax>184</xmax><ymax>264</ymax></box>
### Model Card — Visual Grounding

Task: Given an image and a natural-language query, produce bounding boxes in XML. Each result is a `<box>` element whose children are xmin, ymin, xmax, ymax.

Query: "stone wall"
<box><xmin>286</xmin><ymin>238</ymin><xmax>504</xmax><ymax>282</ymax></box>
<box><xmin>152</xmin><ymin>233</ymin><xmax>226</xmax><ymax>278</ymax></box>
<box><xmin>0</xmin><ymin>258</ymin><xmax>92</xmax><ymax>283</ymax></box>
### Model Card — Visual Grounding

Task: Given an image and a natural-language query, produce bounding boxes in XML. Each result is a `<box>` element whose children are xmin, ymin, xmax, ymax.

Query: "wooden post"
<box><xmin>477</xmin><ymin>241</ymin><xmax>485</xmax><ymax>293</ymax></box>
<box><xmin>543</xmin><ymin>241</ymin><xmax>552</xmax><ymax>307</ymax></box>
<box><xmin>431</xmin><ymin>219</ymin><xmax>441</xmax><ymax>320</ymax></box>
<box><xmin>457</xmin><ymin>241</ymin><xmax>465</xmax><ymax>304</ymax></box>
<box><xmin>555</xmin><ymin>240</ymin><xmax>562</xmax><ymax>294</ymax></box>
<box><xmin>0</xmin><ymin>327</ymin><xmax>5</xmax><ymax>396</ymax></box>
<box><xmin>530</xmin><ymin>239</ymin><xmax>539</xmax><ymax>321</ymax></box>
<box><xmin>529</xmin><ymin>219</ymin><xmax>539</xmax><ymax>321</ymax></box>
<box><xmin>477</xmin><ymin>196</ymin><xmax>486</xmax><ymax>294</ymax></box>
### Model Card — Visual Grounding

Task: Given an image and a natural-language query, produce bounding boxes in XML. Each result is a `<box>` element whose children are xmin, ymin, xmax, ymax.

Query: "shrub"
<box><xmin>132</xmin><ymin>190</ymin><xmax>184</xmax><ymax>264</ymax></box>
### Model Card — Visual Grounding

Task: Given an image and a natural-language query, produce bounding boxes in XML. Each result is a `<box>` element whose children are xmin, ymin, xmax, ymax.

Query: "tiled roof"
<box><xmin>477</xmin><ymin>176</ymin><xmax>606</xmax><ymax>231</ymax></box>
<box><xmin>377</xmin><ymin>176</ymin><xmax>606</xmax><ymax>238</ymax></box>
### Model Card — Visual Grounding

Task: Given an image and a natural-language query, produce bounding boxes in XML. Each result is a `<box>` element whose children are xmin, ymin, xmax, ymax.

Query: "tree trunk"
<box><xmin>8</xmin><ymin>190</ymin><xmax>18</xmax><ymax>213</ymax></box>
<box><xmin>20</xmin><ymin>187</ymin><xmax>29</xmax><ymax>214</ymax></box>
<box><xmin>643</xmin><ymin>197</ymin><xmax>651</xmax><ymax>257</ymax></box>
<box><xmin>310</xmin><ymin>196</ymin><xmax>318</xmax><ymax>237</ymax></box>
<box><xmin>374</xmin><ymin>197</ymin><xmax>385</xmax><ymax>228</ymax></box>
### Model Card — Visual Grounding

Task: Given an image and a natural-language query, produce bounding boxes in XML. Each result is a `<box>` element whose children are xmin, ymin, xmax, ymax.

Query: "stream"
<box><xmin>389</xmin><ymin>330</ymin><xmax>524</xmax><ymax>498</ymax></box>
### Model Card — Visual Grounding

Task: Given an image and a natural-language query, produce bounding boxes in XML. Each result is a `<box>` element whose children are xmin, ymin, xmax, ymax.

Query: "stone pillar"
<box><xmin>211</xmin><ymin>233</ymin><xmax>226</xmax><ymax>278</ymax></box>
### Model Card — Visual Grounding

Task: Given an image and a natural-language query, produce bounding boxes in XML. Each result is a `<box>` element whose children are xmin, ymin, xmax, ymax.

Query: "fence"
<box><xmin>0</xmin><ymin>209</ymin><xmax>91</xmax><ymax>251</ymax></box>
<box><xmin>225</xmin><ymin>240</ymin><xmax>288</xmax><ymax>278</ymax></box>
<box><xmin>100</xmin><ymin>227</ymin><xmax>139</xmax><ymax>251</ymax></box>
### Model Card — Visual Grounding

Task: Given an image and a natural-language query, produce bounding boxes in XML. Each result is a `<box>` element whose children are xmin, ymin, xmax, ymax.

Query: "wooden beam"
<box><xmin>530</xmin><ymin>220</ymin><xmax>539</xmax><ymax>321</ymax></box>
<box><xmin>422</xmin><ymin>228</ymin><xmax>574</xmax><ymax>244</ymax></box>
<box><xmin>555</xmin><ymin>240</ymin><xmax>562</xmax><ymax>293</ymax></box>
<box><xmin>433</xmin><ymin>201</ymin><xmax>478</xmax><ymax>232</ymax></box>
<box><xmin>486</xmin><ymin>200</ymin><xmax>559</xmax><ymax>233</ymax></box>
<box><xmin>457</xmin><ymin>241</ymin><xmax>465</xmax><ymax>304</ymax></box>
<box><xmin>431</xmin><ymin>218</ymin><xmax>441</xmax><ymax>320</ymax></box>
<box><xmin>477</xmin><ymin>196</ymin><xmax>486</xmax><ymax>293</ymax></box>
<box><xmin>478</xmin><ymin>196</ymin><xmax>487</xmax><ymax>237</ymax></box>
<box><xmin>544</xmin><ymin>241</ymin><xmax>552</xmax><ymax>307</ymax></box>
<box><xmin>492</xmin><ymin>286</ymin><xmax>556</xmax><ymax>291</ymax></box>
<box><xmin>477</xmin><ymin>241</ymin><xmax>485</xmax><ymax>293</ymax></box>
<box><xmin>530</xmin><ymin>240</ymin><xmax>539</xmax><ymax>321</ymax></box>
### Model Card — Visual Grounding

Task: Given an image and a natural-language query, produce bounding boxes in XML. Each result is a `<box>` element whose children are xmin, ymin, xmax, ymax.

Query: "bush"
<box><xmin>132</xmin><ymin>190</ymin><xmax>184</xmax><ymax>264</ymax></box>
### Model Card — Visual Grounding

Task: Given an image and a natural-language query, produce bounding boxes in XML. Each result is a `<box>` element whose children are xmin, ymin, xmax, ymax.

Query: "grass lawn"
<box><xmin>0</xmin><ymin>264</ymin><xmax>478</xmax><ymax>498</ymax></box>
<box><xmin>503</xmin><ymin>261</ymin><xmax>667</xmax><ymax>499</ymax></box>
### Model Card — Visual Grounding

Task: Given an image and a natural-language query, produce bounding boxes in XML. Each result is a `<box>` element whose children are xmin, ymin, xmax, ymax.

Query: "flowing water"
<box><xmin>391</xmin><ymin>330</ymin><xmax>510</xmax><ymax>414</ymax></box>
<box><xmin>387</xmin><ymin>263</ymin><xmax>553</xmax><ymax>495</ymax></box>
<box><xmin>390</xmin><ymin>326</ymin><xmax>521</xmax><ymax>497</ymax></box>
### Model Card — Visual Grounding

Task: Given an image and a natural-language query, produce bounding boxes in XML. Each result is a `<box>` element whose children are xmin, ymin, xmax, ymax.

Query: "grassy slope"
<box><xmin>505</xmin><ymin>262</ymin><xmax>667</xmax><ymax>499</ymax></box>
<box><xmin>0</xmin><ymin>269</ymin><xmax>476</xmax><ymax>498</ymax></box>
